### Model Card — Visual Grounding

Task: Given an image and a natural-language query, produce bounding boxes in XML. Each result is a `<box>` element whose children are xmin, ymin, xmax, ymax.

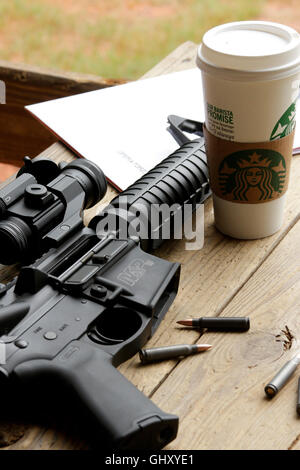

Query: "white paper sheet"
<box><xmin>27</xmin><ymin>69</ymin><xmax>205</xmax><ymax>190</ymax></box>
<box><xmin>27</xmin><ymin>68</ymin><xmax>300</xmax><ymax>191</ymax></box>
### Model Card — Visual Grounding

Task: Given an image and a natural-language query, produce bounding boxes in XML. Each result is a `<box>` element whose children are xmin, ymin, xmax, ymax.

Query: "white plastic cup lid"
<box><xmin>197</xmin><ymin>21</ymin><xmax>300</xmax><ymax>81</ymax></box>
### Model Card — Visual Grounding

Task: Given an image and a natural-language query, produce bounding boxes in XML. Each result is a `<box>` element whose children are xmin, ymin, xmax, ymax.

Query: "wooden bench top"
<box><xmin>1</xmin><ymin>42</ymin><xmax>300</xmax><ymax>450</ymax></box>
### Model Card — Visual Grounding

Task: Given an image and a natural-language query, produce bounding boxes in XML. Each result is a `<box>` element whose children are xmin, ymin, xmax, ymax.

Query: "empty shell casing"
<box><xmin>264</xmin><ymin>355</ymin><xmax>300</xmax><ymax>398</ymax></box>
<box><xmin>139</xmin><ymin>344</ymin><xmax>211</xmax><ymax>364</ymax></box>
<box><xmin>297</xmin><ymin>377</ymin><xmax>300</xmax><ymax>416</ymax></box>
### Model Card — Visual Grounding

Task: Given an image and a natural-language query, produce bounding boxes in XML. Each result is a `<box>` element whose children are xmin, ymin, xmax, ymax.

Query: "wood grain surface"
<box><xmin>1</xmin><ymin>42</ymin><xmax>300</xmax><ymax>450</ymax></box>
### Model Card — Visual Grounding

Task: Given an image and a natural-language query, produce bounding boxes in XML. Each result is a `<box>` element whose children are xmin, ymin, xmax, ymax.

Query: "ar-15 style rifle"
<box><xmin>0</xmin><ymin>120</ymin><xmax>209</xmax><ymax>450</ymax></box>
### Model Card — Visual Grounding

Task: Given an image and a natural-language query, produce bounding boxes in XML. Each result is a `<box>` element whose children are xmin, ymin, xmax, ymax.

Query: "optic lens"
<box><xmin>61</xmin><ymin>159</ymin><xmax>107</xmax><ymax>209</ymax></box>
<box><xmin>0</xmin><ymin>217</ymin><xmax>32</xmax><ymax>265</ymax></box>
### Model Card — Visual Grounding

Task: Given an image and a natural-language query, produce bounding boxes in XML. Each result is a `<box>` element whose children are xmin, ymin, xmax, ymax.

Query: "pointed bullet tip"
<box><xmin>177</xmin><ymin>319</ymin><xmax>193</xmax><ymax>326</ymax></box>
<box><xmin>196</xmin><ymin>344</ymin><xmax>212</xmax><ymax>352</ymax></box>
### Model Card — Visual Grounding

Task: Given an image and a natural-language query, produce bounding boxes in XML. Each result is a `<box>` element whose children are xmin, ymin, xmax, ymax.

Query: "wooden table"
<box><xmin>1</xmin><ymin>42</ymin><xmax>300</xmax><ymax>451</ymax></box>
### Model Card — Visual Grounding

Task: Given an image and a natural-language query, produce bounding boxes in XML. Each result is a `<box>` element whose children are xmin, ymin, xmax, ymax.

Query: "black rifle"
<box><xmin>0</xmin><ymin>129</ymin><xmax>209</xmax><ymax>450</ymax></box>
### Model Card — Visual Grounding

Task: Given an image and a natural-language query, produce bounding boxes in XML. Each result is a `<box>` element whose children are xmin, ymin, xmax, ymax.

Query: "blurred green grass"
<box><xmin>0</xmin><ymin>0</ymin><xmax>265</xmax><ymax>79</ymax></box>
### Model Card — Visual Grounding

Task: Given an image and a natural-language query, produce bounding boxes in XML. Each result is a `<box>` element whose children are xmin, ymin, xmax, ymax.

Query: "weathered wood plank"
<box><xmin>150</xmin><ymin>214</ymin><xmax>300</xmax><ymax>450</ymax></box>
<box><xmin>0</xmin><ymin>59</ymin><xmax>125</xmax><ymax>107</ymax></box>
<box><xmin>117</xmin><ymin>153</ymin><xmax>300</xmax><ymax>401</ymax></box>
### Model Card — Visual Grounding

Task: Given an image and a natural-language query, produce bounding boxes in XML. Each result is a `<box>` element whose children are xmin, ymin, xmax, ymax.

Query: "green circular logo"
<box><xmin>219</xmin><ymin>149</ymin><xmax>286</xmax><ymax>202</ymax></box>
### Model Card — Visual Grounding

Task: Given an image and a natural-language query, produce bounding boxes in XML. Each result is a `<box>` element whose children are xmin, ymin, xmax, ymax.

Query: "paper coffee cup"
<box><xmin>197</xmin><ymin>21</ymin><xmax>300</xmax><ymax>239</ymax></box>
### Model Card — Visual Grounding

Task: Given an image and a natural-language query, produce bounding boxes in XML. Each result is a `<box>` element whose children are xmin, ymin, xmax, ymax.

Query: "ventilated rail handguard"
<box><xmin>0</xmin><ymin>136</ymin><xmax>209</xmax><ymax>450</ymax></box>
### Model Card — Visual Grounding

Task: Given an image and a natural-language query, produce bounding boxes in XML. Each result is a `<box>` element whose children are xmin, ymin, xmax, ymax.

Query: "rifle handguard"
<box><xmin>90</xmin><ymin>138</ymin><xmax>210</xmax><ymax>251</ymax></box>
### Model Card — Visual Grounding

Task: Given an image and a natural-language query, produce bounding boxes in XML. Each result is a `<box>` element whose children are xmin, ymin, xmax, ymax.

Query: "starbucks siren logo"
<box><xmin>270</xmin><ymin>102</ymin><xmax>296</xmax><ymax>140</ymax></box>
<box><xmin>218</xmin><ymin>149</ymin><xmax>286</xmax><ymax>202</ymax></box>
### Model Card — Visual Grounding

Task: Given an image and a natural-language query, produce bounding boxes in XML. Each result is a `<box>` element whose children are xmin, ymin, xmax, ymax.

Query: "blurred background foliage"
<box><xmin>0</xmin><ymin>0</ymin><xmax>267</xmax><ymax>79</ymax></box>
